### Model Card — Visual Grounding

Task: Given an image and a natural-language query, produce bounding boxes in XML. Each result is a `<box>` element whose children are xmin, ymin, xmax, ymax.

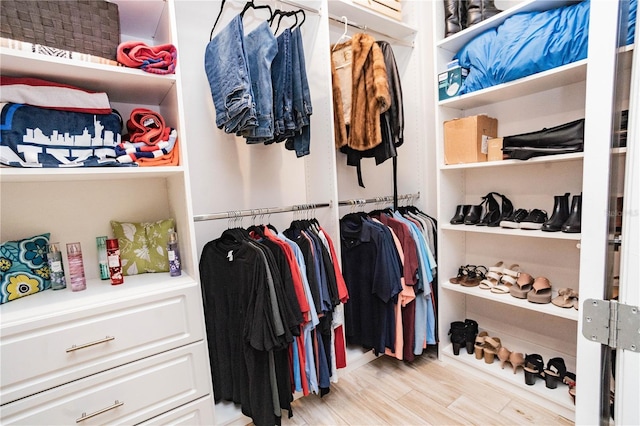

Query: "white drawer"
<box><xmin>1</xmin><ymin>280</ymin><xmax>206</xmax><ymax>404</ymax></box>
<box><xmin>0</xmin><ymin>341</ymin><xmax>210</xmax><ymax>425</ymax></box>
<box><xmin>138</xmin><ymin>395</ymin><xmax>215</xmax><ymax>425</ymax></box>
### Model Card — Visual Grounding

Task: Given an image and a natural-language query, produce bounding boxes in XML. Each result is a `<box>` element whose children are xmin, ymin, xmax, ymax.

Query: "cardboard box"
<box><xmin>444</xmin><ymin>115</ymin><xmax>498</xmax><ymax>165</ymax></box>
<box><xmin>487</xmin><ymin>137</ymin><xmax>504</xmax><ymax>161</ymax></box>
<box><xmin>438</xmin><ymin>66</ymin><xmax>468</xmax><ymax>100</ymax></box>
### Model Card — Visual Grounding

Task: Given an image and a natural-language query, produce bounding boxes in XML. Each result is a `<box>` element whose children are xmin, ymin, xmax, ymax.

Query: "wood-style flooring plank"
<box><xmin>277</xmin><ymin>347</ymin><xmax>575</xmax><ymax>426</ymax></box>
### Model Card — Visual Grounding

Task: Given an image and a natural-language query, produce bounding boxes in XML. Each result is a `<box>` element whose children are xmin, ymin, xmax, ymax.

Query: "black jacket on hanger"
<box><xmin>342</xmin><ymin>40</ymin><xmax>405</xmax><ymax>187</ymax></box>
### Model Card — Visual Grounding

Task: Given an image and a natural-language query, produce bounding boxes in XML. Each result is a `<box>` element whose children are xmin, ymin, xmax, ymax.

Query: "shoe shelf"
<box><xmin>441</xmin><ymin>224</ymin><xmax>582</xmax><ymax>241</ymax></box>
<box><xmin>441</xmin><ymin>281</ymin><xmax>579</xmax><ymax>321</ymax></box>
<box><xmin>440</xmin><ymin>343</ymin><xmax>576</xmax><ymax>421</ymax></box>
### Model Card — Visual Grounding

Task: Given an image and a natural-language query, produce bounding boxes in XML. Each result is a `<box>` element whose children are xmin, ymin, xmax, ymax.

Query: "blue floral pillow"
<box><xmin>0</xmin><ymin>233</ymin><xmax>51</xmax><ymax>304</ymax></box>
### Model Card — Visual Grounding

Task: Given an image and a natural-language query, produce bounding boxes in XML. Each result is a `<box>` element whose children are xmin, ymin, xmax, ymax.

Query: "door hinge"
<box><xmin>582</xmin><ymin>299</ymin><xmax>640</xmax><ymax>352</ymax></box>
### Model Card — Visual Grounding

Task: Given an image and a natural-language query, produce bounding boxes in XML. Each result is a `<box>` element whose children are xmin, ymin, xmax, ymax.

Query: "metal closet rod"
<box><xmin>193</xmin><ymin>201</ymin><xmax>332</xmax><ymax>222</ymax></box>
<box><xmin>273</xmin><ymin>0</ymin><xmax>414</xmax><ymax>47</ymax></box>
<box><xmin>338</xmin><ymin>192</ymin><xmax>420</xmax><ymax>206</ymax></box>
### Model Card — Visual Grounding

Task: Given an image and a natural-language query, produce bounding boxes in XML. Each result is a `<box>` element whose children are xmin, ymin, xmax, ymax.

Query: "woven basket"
<box><xmin>0</xmin><ymin>0</ymin><xmax>120</xmax><ymax>60</ymax></box>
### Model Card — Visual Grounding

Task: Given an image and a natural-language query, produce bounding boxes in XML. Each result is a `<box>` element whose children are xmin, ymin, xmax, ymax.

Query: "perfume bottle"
<box><xmin>167</xmin><ymin>229</ymin><xmax>181</xmax><ymax>277</ymax></box>
<box><xmin>66</xmin><ymin>242</ymin><xmax>86</xmax><ymax>292</ymax></box>
<box><xmin>96</xmin><ymin>236</ymin><xmax>109</xmax><ymax>280</ymax></box>
<box><xmin>47</xmin><ymin>242</ymin><xmax>67</xmax><ymax>290</ymax></box>
<box><xmin>106</xmin><ymin>238</ymin><xmax>124</xmax><ymax>285</ymax></box>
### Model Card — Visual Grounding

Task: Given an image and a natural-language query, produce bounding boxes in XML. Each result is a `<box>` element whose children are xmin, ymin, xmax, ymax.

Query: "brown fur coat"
<box><xmin>331</xmin><ymin>33</ymin><xmax>390</xmax><ymax>151</ymax></box>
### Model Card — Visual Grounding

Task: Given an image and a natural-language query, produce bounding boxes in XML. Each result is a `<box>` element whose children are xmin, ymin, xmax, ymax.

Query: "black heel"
<box><xmin>464</xmin><ymin>318</ymin><xmax>478</xmax><ymax>355</ymax></box>
<box><xmin>544</xmin><ymin>357</ymin><xmax>567</xmax><ymax>389</ymax></box>
<box><xmin>448</xmin><ymin>321</ymin><xmax>467</xmax><ymax>356</ymax></box>
<box><xmin>523</xmin><ymin>354</ymin><xmax>544</xmax><ymax>386</ymax></box>
<box><xmin>477</xmin><ymin>193</ymin><xmax>500</xmax><ymax>226</ymax></box>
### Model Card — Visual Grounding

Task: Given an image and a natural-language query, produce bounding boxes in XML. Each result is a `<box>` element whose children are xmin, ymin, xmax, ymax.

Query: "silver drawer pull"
<box><xmin>76</xmin><ymin>400</ymin><xmax>124</xmax><ymax>423</ymax></box>
<box><xmin>66</xmin><ymin>336</ymin><xmax>115</xmax><ymax>353</ymax></box>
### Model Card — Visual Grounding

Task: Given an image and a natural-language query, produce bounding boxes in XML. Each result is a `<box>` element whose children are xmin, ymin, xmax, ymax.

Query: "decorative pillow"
<box><xmin>0</xmin><ymin>233</ymin><xmax>51</xmax><ymax>304</ymax></box>
<box><xmin>110</xmin><ymin>219</ymin><xmax>175</xmax><ymax>276</ymax></box>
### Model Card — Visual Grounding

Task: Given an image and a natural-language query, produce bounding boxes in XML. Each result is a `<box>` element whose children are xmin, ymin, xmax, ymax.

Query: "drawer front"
<box><xmin>1</xmin><ymin>283</ymin><xmax>206</xmax><ymax>404</ymax></box>
<box><xmin>0</xmin><ymin>341</ymin><xmax>211</xmax><ymax>425</ymax></box>
<box><xmin>138</xmin><ymin>395</ymin><xmax>214</xmax><ymax>425</ymax></box>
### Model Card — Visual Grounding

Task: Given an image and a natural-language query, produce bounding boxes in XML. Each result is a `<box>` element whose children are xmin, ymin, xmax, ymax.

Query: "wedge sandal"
<box><xmin>509</xmin><ymin>272</ymin><xmax>534</xmax><ymax>299</ymax></box>
<box><xmin>527</xmin><ymin>277</ymin><xmax>552</xmax><ymax>304</ymax></box>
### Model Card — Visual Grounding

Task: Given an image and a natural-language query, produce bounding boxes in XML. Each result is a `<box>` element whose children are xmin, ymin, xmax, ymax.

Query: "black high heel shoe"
<box><xmin>494</xmin><ymin>193</ymin><xmax>514</xmax><ymax>227</ymax></box>
<box><xmin>544</xmin><ymin>357</ymin><xmax>567</xmax><ymax>389</ymax></box>
<box><xmin>464</xmin><ymin>319</ymin><xmax>478</xmax><ymax>355</ymax></box>
<box><xmin>448</xmin><ymin>321</ymin><xmax>467</xmax><ymax>355</ymax></box>
<box><xmin>524</xmin><ymin>353</ymin><xmax>544</xmax><ymax>385</ymax></box>
<box><xmin>477</xmin><ymin>193</ymin><xmax>501</xmax><ymax>226</ymax></box>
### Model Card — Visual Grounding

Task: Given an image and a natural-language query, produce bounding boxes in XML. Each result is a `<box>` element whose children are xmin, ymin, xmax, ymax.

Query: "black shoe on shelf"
<box><xmin>562</xmin><ymin>194</ymin><xmax>582</xmax><ymax>233</ymax></box>
<box><xmin>477</xmin><ymin>193</ymin><xmax>501</xmax><ymax>226</ymax></box>
<box><xmin>542</xmin><ymin>192</ymin><xmax>570</xmax><ymax>232</ymax></box>
<box><xmin>450</xmin><ymin>204</ymin><xmax>471</xmax><ymax>224</ymax></box>
<box><xmin>464</xmin><ymin>203</ymin><xmax>484</xmax><ymax>225</ymax></box>
<box><xmin>448</xmin><ymin>321</ymin><xmax>468</xmax><ymax>355</ymax></box>
<box><xmin>500</xmin><ymin>208</ymin><xmax>529</xmax><ymax>229</ymax></box>
<box><xmin>520</xmin><ymin>209</ymin><xmax>548</xmax><ymax>230</ymax></box>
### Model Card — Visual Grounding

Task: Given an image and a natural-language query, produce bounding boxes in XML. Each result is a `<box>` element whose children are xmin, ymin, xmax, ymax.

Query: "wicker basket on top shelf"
<box><xmin>0</xmin><ymin>0</ymin><xmax>121</xmax><ymax>60</ymax></box>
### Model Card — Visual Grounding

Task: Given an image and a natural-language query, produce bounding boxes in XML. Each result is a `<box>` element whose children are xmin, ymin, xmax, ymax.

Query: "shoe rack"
<box><xmin>432</xmin><ymin>0</ymin><xmax>633</xmax><ymax>422</ymax></box>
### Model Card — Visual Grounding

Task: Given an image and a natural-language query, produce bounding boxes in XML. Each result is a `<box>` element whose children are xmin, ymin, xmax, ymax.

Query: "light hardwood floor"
<box><xmin>280</xmin><ymin>347</ymin><xmax>574</xmax><ymax>425</ymax></box>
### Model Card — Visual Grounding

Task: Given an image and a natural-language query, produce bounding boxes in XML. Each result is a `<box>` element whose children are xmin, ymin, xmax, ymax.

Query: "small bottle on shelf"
<box><xmin>106</xmin><ymin>238</ymin><xmax>124</xmax><ymax>285</ymax></box>
<box><xmin>47</xmin><ymin>242</ymin><xmax>67</xmax><ymax>290</ymax></box>
<box><xmin>96</xmin><ymin>236</ymin><xmax>110</xmax><ymax>280</ymax></box>
<box><xmin>66</xmin><ymin>242</ymin><xmax>86</xmax><ymax>292</ymax></box>
<box><xmin>167</xmin><ymin>229</ymin><xmax>181</xmax><ymax>277</ymax></box>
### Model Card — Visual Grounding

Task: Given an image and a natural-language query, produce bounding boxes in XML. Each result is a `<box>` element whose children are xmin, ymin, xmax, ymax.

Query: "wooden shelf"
<box><xmin>441</xmin><ymin>152</ymin><xmax>584</xmax><ymax>170</ymax></box>
<box><xmin>327</xmin><ymin>0</ymin><xmax>417</xmax><ymax>41</ymax></box>
<box><xmin>0</xmin><ymin>48</ymin><xmax>176</xmax><ymax>105</ymax></box>
<box><xmin>441</xmin><ymin>224</ymin><xmax>582</xmax><ymax>241</ymax></box>
<box><xmin>439</xmin><ymin>59</ymin><xmax>587</xmax><ymax>110</ymax></box>
<box><xmin>441</xmin><ymin>281</ymin><xmax>579</xmax><ymax>321</ymax></box>
<box><xmin>441</xmin><ymin>343</ymin><xmax>575</xmax><ymax>421</ymax></box>
<box><xmin>0</xmin><ymin>166</ymin><xmax>185</xmax><ymax>183</ymax></box>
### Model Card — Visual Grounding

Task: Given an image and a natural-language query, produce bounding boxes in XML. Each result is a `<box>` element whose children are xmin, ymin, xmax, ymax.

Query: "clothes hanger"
<box><xmin>211</xmin><ymin>0</ymin><xmax>227</xmax><ymax>40</ymax></box>
<box><xmin>240</xmin><ymin>0</ymin><xmax>274</xmax><ymax>22</ymax></box>
<box><xmin>332</xmin><ymin>16</ymin><xmax>351</xmax><ymax>51</ymax></box>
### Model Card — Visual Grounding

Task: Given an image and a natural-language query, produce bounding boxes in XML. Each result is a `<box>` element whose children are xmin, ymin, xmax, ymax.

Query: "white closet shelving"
<box><xmin>433</xmin><ymin>0</ymin><xmax>633</xmax><ymax>422</ymax></box>
<box><xmin>0</xmin><ymin>1</ymin><xmax>214</xmax><ymax>424</ymax></box>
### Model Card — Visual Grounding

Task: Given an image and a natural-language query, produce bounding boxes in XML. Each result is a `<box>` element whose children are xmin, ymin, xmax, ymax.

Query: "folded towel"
<box><xmin>117</xmin><ymin>41</ymin><xmax>177</xmax><ymax>75</ymax></box>
<box><xmin>0</xmin><ymin>76</ymin><xmax>111</xmax><ymax>114</ymax></box>
<box><xmin>116</xmin><ymin>128</ymin><xmax>178</xmax><ymax>164</ymax></box>
<box><xmin>126</xmin><ymin>108</ymin><xmax>167</xmax><ymax>146</ymax></box>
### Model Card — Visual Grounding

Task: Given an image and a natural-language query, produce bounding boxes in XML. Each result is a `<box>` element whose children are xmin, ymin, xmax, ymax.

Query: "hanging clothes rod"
<box><xmin>193</xmin><ymin>201</ymin><xmax>331</xmax><ymax>222</ymax></box>
<box><xmin>327</xmin><ymin>14</ymin><xmax>414</xmax><ymax>48</ymax></box>
<box><xmin>338</xmin><ymin>192</ymin><xmax>420</xmax><ymax>207</ymax></box>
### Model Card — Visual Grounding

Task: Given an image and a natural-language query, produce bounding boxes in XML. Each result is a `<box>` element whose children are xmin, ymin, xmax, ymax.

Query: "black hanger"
<box><xmin>211</xmin><ymin>0</ymin><xmax>274</xmax><ymax>41</ymax></box>
<box><xmin>240</xmin><ymin>0</ymin><xmax>273</xmax><ymax>21</ymax></box>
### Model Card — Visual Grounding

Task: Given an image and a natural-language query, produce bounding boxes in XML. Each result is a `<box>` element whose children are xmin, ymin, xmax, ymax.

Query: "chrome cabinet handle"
<box><xmin>76</xmin><ymin>400</ymin><xmax>124</xmax><ymax>423</ymax></box>
<box><xmin>66</xmin><ymin>336</ymin><xmax>115</xmax><ymax>353</ymax></box>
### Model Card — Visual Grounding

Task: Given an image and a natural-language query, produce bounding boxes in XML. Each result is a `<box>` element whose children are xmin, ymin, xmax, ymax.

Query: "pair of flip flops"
<box><xmin>552</xmin><ymin>288</ymin><xmax>579</xmax><ymax>309</ymax></box>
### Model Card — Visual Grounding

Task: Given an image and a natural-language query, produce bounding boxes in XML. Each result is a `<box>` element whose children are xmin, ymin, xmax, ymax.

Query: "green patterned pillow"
<box><xmin>0</xmin><ymin>233</ymin><xmax>51</xmax><ymax>304</ymax></box>
<box><xmin>110</xmin><ymin>219</ymin><xmax>175</xmax><ymax>276</ymax></box>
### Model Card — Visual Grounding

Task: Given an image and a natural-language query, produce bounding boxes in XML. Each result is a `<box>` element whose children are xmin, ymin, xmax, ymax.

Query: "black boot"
<box><xmin>464</xmin><ymin>319</ymin><xmax>478</xmax><ymax>355</ymax></box>
<box><xmin>444</xmin><ymin>0</ymin><xmax>467</xmax><ymax>37</ymax></box>
<box><xmin>448</xmin><ymin>321</ymin><xmax>467</xmax><ymax>355</ymax></box>
<box><xmin>562</xmin><ymin>194</ymin><xmax>582</xmax><ymax>233</ymax></box>
<box><xmin>450</xmin><ymin>205</ymin><xmax>471</xmax><ymax>224</ymax></box>
<box><xmin>467</xmin><ymin>0</ymin><xmax>502</xmax><ymax>27</ymax></box>
<box><xmin>542</xmin><ymin>192</ymin><xmax>570</xmax><ymax>232</ymax></box>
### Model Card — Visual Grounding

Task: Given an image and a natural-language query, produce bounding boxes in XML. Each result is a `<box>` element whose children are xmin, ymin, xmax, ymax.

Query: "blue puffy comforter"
<box><xmin>455</xmin><ymin>0</ymin><xmax>637</xmax><ymax>95</ymax></box>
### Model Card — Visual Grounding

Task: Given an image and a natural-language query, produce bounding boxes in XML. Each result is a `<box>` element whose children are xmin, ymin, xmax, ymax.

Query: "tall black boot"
<box><xmin>464</xmin><ymin>319</ymin><xmax>478</xmax><ymax>355</ymax></box>
<box><xmin>562</xmin><ymin>194</ymin><xmax>582</xmax><ymax>233</ymax></box>
<box><xmin>542</xmin><ymin>192</ymin><xmax>570</xmax><ymax>232</ymax></box>
<box><xmin>444</xmin><ymin>0</ymin><xmax>467</xmax><ymax>38</ymax></box>
<box><xmin>448</xmin><ymin>321</ymin><xmax>467</xmax><ymax>355</ymax></box>
<box><xmin>467</xmin><ymin>0</ymin><xmax>502</xmax><ymax>27</ymax></box>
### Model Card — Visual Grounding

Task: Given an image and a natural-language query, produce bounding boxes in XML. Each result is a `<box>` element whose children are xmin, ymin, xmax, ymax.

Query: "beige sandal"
<box><xmin>552</xmin><ymin>288</ymin><xmax>579</xmax><ymax>308</ymax></box>
<box><xmin>479</xmin><ymin>261</ymin><xmax>504</xmax><ymax>290</ymax></box>
<box><xmin>509</xmin><ymin>272</ymin><xmax>534</xmax><ymax>299</ymax></box>
<box><xmin>483</xmin><ymin>336</ymin><xmax>501</xmax><ymax>364</ymax></box>
<box><xmin>527</xmin><ymin>277</ymin><xmax>552</xmax><ymax>304</ymax></box>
